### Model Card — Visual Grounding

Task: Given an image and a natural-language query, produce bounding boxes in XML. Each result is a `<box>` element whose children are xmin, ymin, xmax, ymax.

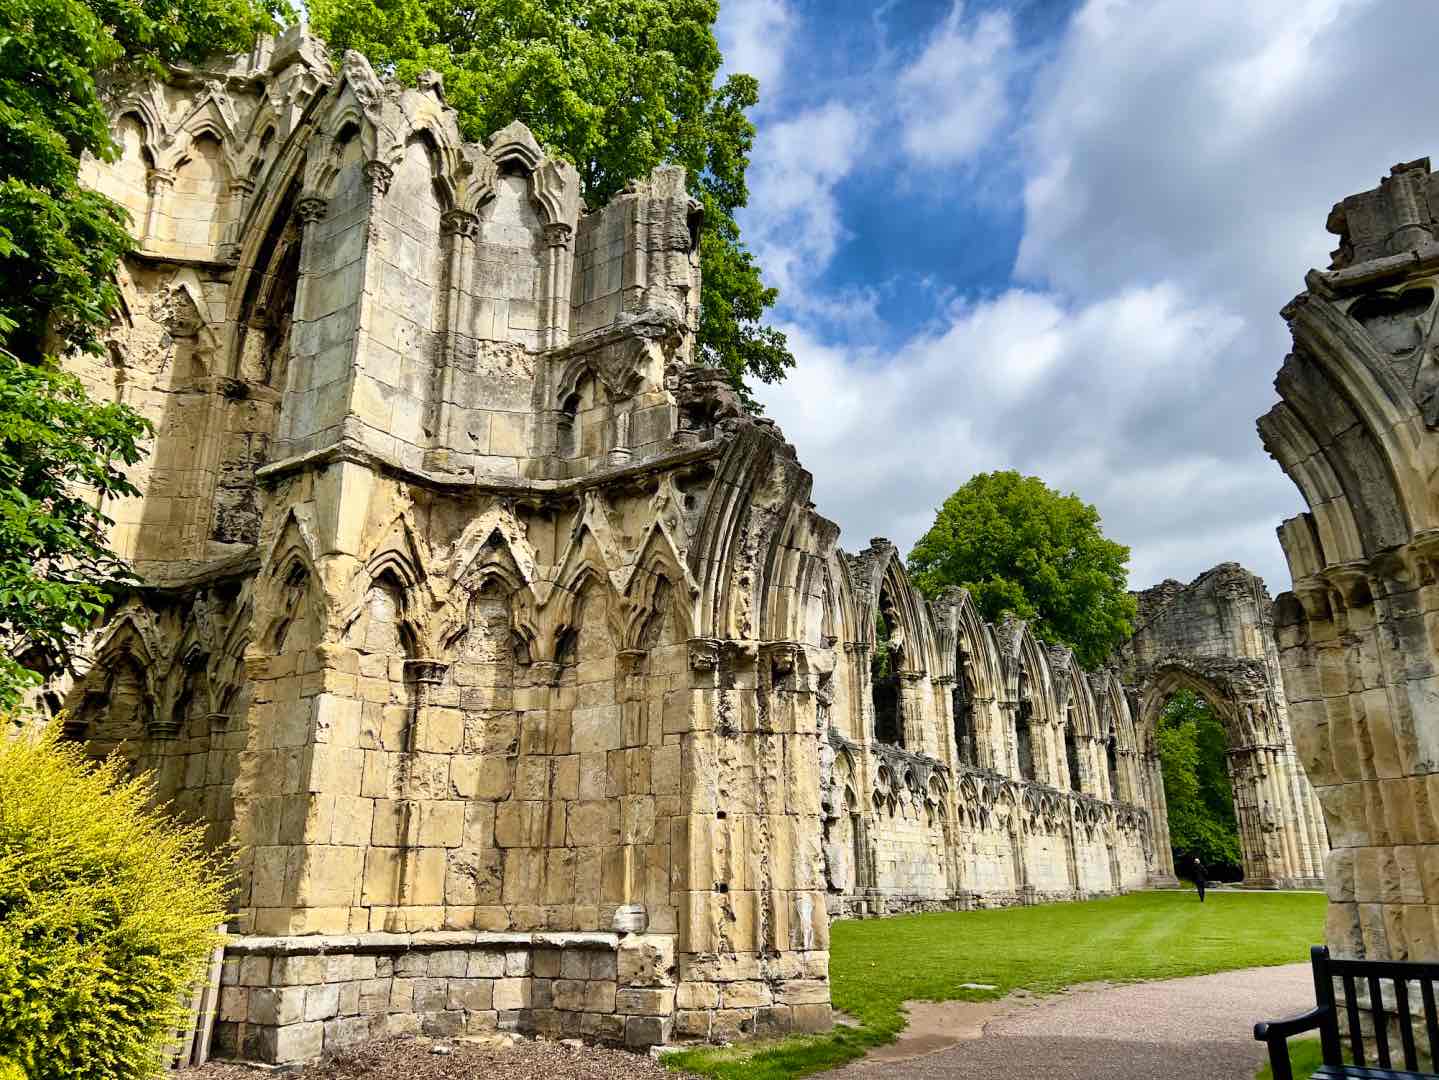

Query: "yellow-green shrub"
<box><xmin>0</xmin><ymin>725</ymin><xmax>228</xmax><ymax>1079</ymax></box>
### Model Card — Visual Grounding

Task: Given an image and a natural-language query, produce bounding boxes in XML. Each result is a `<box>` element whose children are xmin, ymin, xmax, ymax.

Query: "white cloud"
<box><xmin>744</xmin><ymin>101</ymin><xmax>870</xmax><ymax>299</ymax></box>
<box><xmin>759</xmin><ymin>284</ymin><xmax>1267</xmax><ymax>582</ymax></box>
<box><xmin>895</xmin><ymin>2</ymin><xmax>1016</xmax><ymax>167</ymax></box>
<box><xmin>715</xmin><ymin>0</ymin><xmax>797</xmax><ymax>99</ymax></box>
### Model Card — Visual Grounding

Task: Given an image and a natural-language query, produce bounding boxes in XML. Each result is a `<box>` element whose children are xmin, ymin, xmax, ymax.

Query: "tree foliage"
<box><xmin>1157</xmin><ymin>689</ymin><xmax>1241</xmax><ymax>877</ymax></box>
<box><xmin>0</xmin><ymin>0</ymin><xmax>279</xmax><ymax>704</ymax></box>
<box><xmin>907</xmin><ymin>471</ymin><xmax>1137</xmax><ymax>668</ymax></box>
<box><xmin>307</xmin><ymin>0</ymin><xmax>793</xmax><ymax>400</ymax></box>
<box><xmin>0</xmin><ymin>726</ymin><xmax>229</xmax><ymax>1078</ymax></box>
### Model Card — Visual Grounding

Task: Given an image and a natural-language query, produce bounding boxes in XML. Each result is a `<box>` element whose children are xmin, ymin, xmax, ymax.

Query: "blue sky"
<box><xmin>714</xmin><ymin>0</ymin><xmax>1439</xmax><ymax>594</ymax></box>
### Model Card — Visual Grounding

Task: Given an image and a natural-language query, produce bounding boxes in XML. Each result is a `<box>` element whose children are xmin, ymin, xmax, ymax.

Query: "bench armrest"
<box><xmin>1254</xmin><ymin>1007</ymin><xmax>1330</xmax><ymax>1080</ymax></box>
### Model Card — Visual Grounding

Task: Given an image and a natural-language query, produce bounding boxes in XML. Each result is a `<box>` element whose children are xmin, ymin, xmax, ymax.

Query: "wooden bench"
<box><xmin>1255</xmin><ymin>946</ymin><xmax>1439</xmax><ymax>1080</ymax></box>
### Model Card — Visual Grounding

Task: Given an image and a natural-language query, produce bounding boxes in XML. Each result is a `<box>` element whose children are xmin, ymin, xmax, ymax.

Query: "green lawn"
<box><xmin>665</xmin><ymin>889</ymin><xmax>1327</xmax><ymax>1080</ymax></box>
<box><xmin>1256</xmin><ymin>1038</ymin><xmax>1324</xmax><ymax>1080</ymax></box>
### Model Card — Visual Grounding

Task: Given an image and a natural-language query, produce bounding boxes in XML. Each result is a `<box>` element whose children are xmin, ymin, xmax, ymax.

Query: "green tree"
<box><xmin>0</xmin><ymin>0</ymin><xmax>280</xmax><ymax>705</ymax></box>
<box><xmin>307</xmin><ymin>0</ymin><xmax>793</xmax><ymax>401</ymax></box>
<box><xmin>1157</xmin><ymin>689</ymin><xmax>1241</xmax><ymax>876</ymax></box>
<box><xmin>0</xmin><ymin>725</ymin><xmax>229</xmax><ymax>1079</ymax></box>
<box><xmin>907</xmin><ymin>471</ymin><xmax>1137</xmax><ymax>668</ymax></box>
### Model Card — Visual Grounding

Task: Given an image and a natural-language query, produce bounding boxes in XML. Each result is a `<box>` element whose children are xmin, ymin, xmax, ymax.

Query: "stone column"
<box><xmin>1142</xmin><ymin>750</ymin><xmax>1178</xmax><ymax>883</ymax></box>
<box><xmin>542</xmin><ymin>222</ymin><xmax>575</xmax><ymax>350</ymax></box>
<box><xmin>143</xmin><ymin>168</ymin><xmax>175</xmax><ymax>246</ymax></box>
<box><xmin>427</xmin><ymin>208</ymin><xmax>478</xmax><ymax>468</ymax></box>
<box><xmin>222</xmin><ymin>176</ymin><xmax>256</xmax><ymax>262</ymax></box>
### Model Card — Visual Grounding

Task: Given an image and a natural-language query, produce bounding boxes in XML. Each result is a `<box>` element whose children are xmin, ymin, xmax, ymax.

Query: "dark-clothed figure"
<box><xmin>1190</xmin><ymin>856</ymin><xmax>1207</xmax><ymax>902</ymax></box>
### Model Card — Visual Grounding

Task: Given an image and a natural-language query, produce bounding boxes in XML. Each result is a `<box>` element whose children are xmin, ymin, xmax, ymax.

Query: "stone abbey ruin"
<box><xmin>39</xmin><ymin>27</ymin><xmax>1359</xmax><ymax>1065</ymax></box>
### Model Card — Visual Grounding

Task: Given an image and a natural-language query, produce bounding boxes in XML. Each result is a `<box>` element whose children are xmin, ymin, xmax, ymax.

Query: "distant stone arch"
<box><xmin>1116</xmin><ymin>563</ymin><xmax>1328</xmax><ymax>888</ymax></box>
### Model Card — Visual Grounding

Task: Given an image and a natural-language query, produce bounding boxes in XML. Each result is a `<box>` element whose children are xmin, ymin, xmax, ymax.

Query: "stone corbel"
<box><xmin>761</xmin><ymin>641</ymin><xmax>799</xmax><ymax>682</ymax></box>
<box><xmin>530</xmin><ymin>660</ymin><xmax>562</xmax><ymax>688</ymax></box>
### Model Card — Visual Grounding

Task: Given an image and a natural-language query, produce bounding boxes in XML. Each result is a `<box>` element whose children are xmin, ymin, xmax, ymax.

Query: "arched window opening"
<box><xmin>871</xmin><ymin>589</ymin><xmax>905</xmax><ymax>746</ymax></box>
<box><xmin>1107</xmin><ymin>733</ymin><xmax>1121</xmax><ymax>799</ymax></box>
<box><xmin>953</xmin><ymin>651</ymin><xmax>976</xmax><ymax>767</ymax></box>
<box><xmin>558</xmin><ymin>392</ymin><xmax>580</xmax><ymax>457</ymax></box>
<box><xmin>1156</xmin><ymin>688</ymin><xmax>1243</xmax><ymax>882</ymax></box>
<box><xmin>1015</xmin><ymin>668</ymin><xmax>1036</xmax><ymax>782</ymax></box>
<box><xmin>1065</xmin><ymin>710</ymin><xmax>1083</xmax><ymax>792</ymax></box>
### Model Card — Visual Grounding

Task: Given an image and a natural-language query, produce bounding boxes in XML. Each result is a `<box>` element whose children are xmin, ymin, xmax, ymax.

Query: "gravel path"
<box><xmin>180</xmin><ymin>1034</ymin><xmax>692</xmax><ymax>1080</ymax></box>
<box><xmin>829</xmin><ymin>963</ymin><xmax>1313</xmax><ymax>1080</ymax></box>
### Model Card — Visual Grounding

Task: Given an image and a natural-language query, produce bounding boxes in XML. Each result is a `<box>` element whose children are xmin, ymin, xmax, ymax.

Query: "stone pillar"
<box><xmin>1142</xmin><ymin>750</ymin><xmax>1178</xmax><ymax>884</ymax></box>
<box><xmin>542</xmin><ymin>222</ymin><xmax>575</xmax><ymax>350</ymax></box>
<box><xmin>427</xmin><ymin>207</ymin><xmax>478</xmax><ymax>469</ymax></box>
<box><xmin>223</xmin><ymin>176</ymin><xmax>256</xmax><ymax>262</ymax></box>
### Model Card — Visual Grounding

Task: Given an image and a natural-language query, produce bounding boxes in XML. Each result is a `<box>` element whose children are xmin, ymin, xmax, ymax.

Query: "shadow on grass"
<box><xmin>664</xmin><ymin>889</ymin><xmax>1328</xmax><ymax>1080</ymax></box>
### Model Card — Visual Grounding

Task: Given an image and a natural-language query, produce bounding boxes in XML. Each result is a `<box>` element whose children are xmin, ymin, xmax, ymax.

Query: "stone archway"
<box><xmin>1135</xmin><ymin>660</ymin><xmax>1323</xmax><ymax>887</ymax></box>
<box><xmin>1116</xmin><ymin>563</ymin><xmax>1328</xmax><ymax>889</ymax></box>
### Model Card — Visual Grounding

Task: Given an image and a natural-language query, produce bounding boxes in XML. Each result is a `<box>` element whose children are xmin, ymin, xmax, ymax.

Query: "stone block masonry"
<box><xmin>1262</xmin><ymin>157</ymin><xmax>1439</xmax><ymax>962</ymax></box>
<box><xmin>45</xmin><ymin>26</ymin><xmax>1321</xmax><ymax>1066</ymax></box>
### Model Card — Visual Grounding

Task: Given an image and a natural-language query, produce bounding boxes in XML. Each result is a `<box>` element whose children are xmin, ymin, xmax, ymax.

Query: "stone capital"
<box><xmin>363</xmin><ymin>159</ymin><xmax>394</xmax><ymax>197</ymax></box>
<box><xmin>295</xmin><ymin>195</ymin><xmax>328</xmax><ymax>224</ymax></box>
<box><xmin>760</xmin><ymin>641</ymin><xmax>800</xmax><ymax>678</ymax></box>
<box><xmin>147</xmin><ymin>717</ymin><xmax>182</xmax><ymax>740</ymax></box>
<box><xmin>403</xmin><ymin>658</ymin><xmax>450</xmax><ymax>686</ymax></box>
<box><xmin>441</xmin><ymin>208</ymin><xmax>479</xmax><ymax>238</ymax></box>
<box><xmin>544</xmin><ymin>221</ymin><xmax>574</xmax><ymax>249</ymax></box>
<box><xmin>146</xmin><ymin>168</ymin><xmax>175</xmax><ymax>194</ymax></box>
<box><xmin>688</xmin><ymin>637</ymin><xmax>722</xmax><ymax>671</ymax></box>
<box><xmin>529</xmin><ymin>661</ymin><xmax>562</xmax><ymax>687</ymax></box>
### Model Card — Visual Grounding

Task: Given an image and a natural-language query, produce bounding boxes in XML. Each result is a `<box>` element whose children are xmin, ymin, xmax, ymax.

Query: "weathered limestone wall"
<box><xmin>817</xmin><ymin>540</ymin><xmax>1156</xmax><ymax>916</ymax></box>
<box><xmin>1116</xmin><ymin>564</ymin><xmax>1328</xmax><ymax>887</ymax></box>
<box><xmin>1261</xmin><ymin>157</ymin><xmax>1439</xmax><ymax>960</ymax></box>
<box><xmin>44</xmin><ymin>28</ymin><xmax>1281</xmax><ymax>1067</ymax></box>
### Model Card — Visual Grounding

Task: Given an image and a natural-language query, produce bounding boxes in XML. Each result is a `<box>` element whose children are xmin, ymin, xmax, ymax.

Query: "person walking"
<box><xmin>1189</xmin><ymin>855</ymin><xmax>1207</xmax><ymax>902</ymax></box>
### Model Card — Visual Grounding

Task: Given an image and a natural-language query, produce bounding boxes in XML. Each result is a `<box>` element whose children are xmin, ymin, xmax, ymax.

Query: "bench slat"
<box><xmin>1313</xmin><ymin>1066</ymin><xmax>1439</xmax><ymax>1080</ymax></box>
<box><xmin>1372</xmin><ymin>974</ymin><xmax>1393</xmax><ymax>1069</ymax></box>
<box><xmin>1396</xmin><ymin>977</ymin><xmax>1419</xmax><ymax>1072</ymax></box>
<box><xmin>1329</xmin><ymin>959</ymin><xmax>1439</xmax><ymax>980</ymax></box>
<box><xmin>1423</xmin><ymin>978</ymin><xmax>1439</xmax><ymax>1071</ymax></box>
<box><xmin>1346</xmin><ymin>974</ymin><xmax>1368</xmax><ymax>1068</ymax></box>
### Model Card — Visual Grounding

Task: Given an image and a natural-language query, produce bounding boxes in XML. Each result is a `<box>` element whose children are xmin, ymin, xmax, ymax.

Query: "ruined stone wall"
<box><xmin>54</xmin><ymin>30</ymin><xmax>1170</xmax><ymax>1067</ymax></box>
<box><xmin>1262</xmin><ymin>157</ymin><xmax>1439</xmax><ymax>961</ymax></box>
<box><xmin>816</xmin><ymin>540</ymin><xmax>1156</xmax><ymax>916</ymax></box>
<box><xmin>1115</xmin><ymin>564</ymin><xmax>1328</xmax><ymax>887</ymax></box>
